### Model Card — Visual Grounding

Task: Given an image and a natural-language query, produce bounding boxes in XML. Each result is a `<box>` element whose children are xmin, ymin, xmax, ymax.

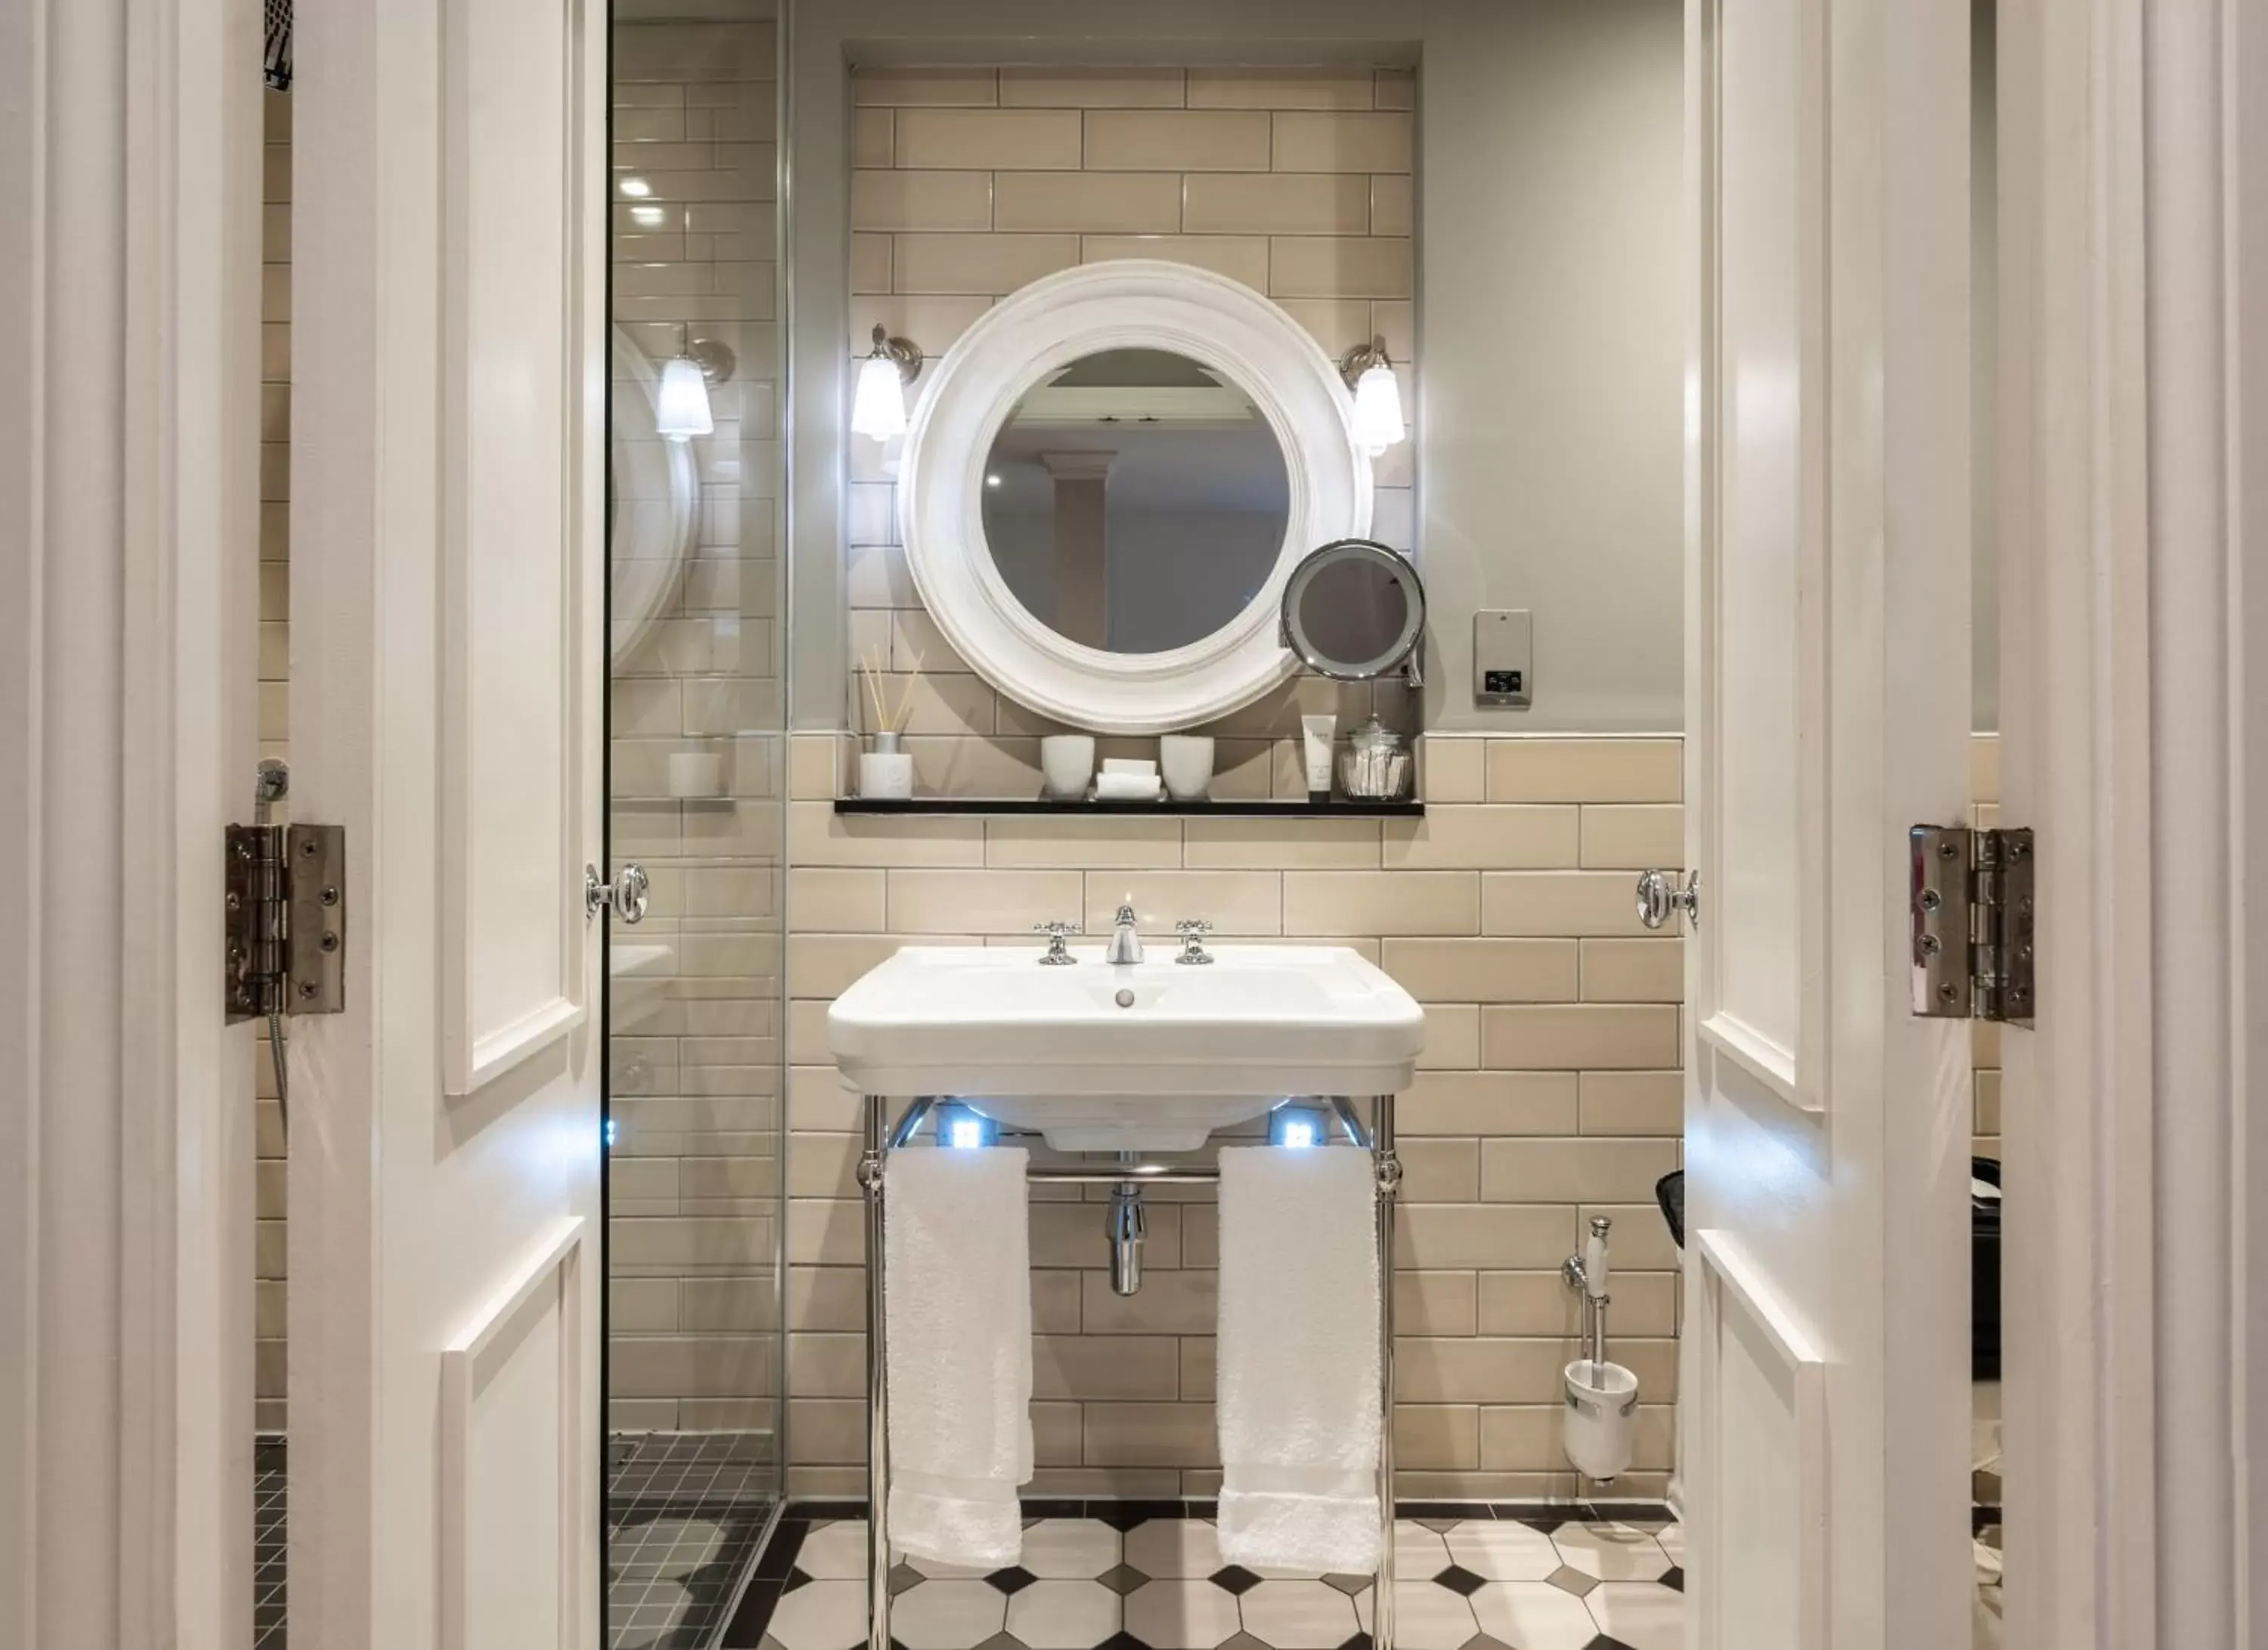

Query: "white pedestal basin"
<box><xmin>827</xmin><ymin>944</ymin><xmax>1426</xmax><ymax>1150</ymax></box>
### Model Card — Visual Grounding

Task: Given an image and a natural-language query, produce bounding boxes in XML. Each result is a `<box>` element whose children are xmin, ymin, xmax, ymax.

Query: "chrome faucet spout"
<box><xmin>1106</xmin><ymin>901</ymin><xmax>1144</xmax><ymax>965</ymax></box>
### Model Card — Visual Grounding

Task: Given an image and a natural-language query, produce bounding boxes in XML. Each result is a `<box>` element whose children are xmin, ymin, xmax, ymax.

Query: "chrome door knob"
<box><xmin>586</xmin><ymin>863</ymin><xmax>650</xmax><ymax>924</ymax></box>
<box><xmin>1635</xmin><ymin>868</ymin><xmax>1699</xmax><ymax>931</ymax></box>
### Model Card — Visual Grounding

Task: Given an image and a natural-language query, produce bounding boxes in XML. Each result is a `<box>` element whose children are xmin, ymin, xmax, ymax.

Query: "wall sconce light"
<box><xmin>1340</xmin><ymin>336</ymin><xmax>1406</xmax><ymax>457</ymax></box>
<box><xmin>1268</xmin><ymin>1103</ymin><xmax>1332</xmax><ymax>1149</ymax></box>
<box><xmin>934</xmin><ymin>1101</ymin><xmax>999</xmax><ymax>1150</ymax></box>
<box><xmin>853</xmin><ymin>322</ymin><xmax>924</xmax><ymax>441</ymax></box>
<box><xmin>653</xmin><ymin>327</ymin><xmax>736</xmax><ymax>444</ymax></box>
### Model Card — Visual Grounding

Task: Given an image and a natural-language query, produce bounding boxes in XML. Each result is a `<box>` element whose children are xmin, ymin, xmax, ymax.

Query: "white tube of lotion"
<box><xmin>1300</xmin><ymin>714</ymin><xmax>1336</xmax><ymax>802</ymax></box>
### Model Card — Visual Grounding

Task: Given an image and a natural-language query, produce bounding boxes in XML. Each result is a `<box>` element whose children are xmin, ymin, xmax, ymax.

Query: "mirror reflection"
<box><xmin>979</xmin><ymin>348</ymin><xmax>1290</xmax><ymax>654</ymax></box>
<box><xmin>1293</xmin><ymin>556</ymin><xmax>1412</xmax><ymax>673</ymax></box>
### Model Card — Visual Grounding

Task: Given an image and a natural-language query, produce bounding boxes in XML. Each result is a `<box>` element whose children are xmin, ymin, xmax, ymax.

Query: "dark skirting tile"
<box><xmin>720</xmin><ymin>1579</ymin><xmax>782</xmax><ymax>1647</ymax></box>
<box><xmin>1398</xmin><ymin>1501</ymin><xmax>1490</xmax><ymax>1521</ymax></box>
<box><xmin>755</xmin><ymin>1521</ymin><xmax>810</xmax><ymax>1580</ymax></box>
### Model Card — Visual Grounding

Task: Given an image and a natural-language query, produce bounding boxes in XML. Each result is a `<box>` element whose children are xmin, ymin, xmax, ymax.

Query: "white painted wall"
<box><xmin>1413</xmin><ymin>0</ymin><xmax>1685</xmax><ymax>731</ymax></box>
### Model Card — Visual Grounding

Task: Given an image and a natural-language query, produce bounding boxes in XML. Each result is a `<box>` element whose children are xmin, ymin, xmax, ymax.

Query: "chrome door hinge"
<box><xmin>1910</xmin><ymin>825</ymin><xmax>2033</xmax><ymax>1024</ymax></box>
<box><xmin>225</xmin><ymin>823</ymin><xmax>347</xmax><ymax>1024</ymax></box>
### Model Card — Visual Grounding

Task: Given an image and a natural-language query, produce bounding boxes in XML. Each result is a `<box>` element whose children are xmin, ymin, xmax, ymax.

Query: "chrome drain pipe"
<box><xmin>1108</xmin><ymin>1182</ymin><xmax>1146</xmax><ymax>1296</ymax></box>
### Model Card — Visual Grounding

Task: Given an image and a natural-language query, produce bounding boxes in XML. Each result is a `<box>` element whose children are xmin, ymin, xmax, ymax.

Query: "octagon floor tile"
<box><xmin>1126</xmin><ymin>1519</ymin><xmax>1225</xmax><ymax>1580</ymax></box>
<box><xmin>1467</xmin><ymin>1582</ymin><xmax>1600</xmax><ymax>1650</ymax></box>
<box><xmin>891</xmin><ymin>1580</ymin><xmax>1009</xmax><ymax>1650</ymax></box>
<box><xmin>1548</xmin><ymin>1524</ymin><xmax>1669</xmax><ymax>1583</ymax></box>
<box><xmin>1444</xmin><ymin>1521</ymin><xmax>1560</xmax><ymax>1583</ymax></box>
<box><xmin>1582</xmin><ymin>1583</ymin><xmax>1684</xmax><ymax>1650</ymax></box>
<box><xmin>1123</xmin><ymin>1580</ymin><xmax>1243</xmax><ymax>1649</ymax></box>
<box><xmin>1006</xmin><ymin>1580</ymin><xmax>1123</xmax><ymax>1650</ymax></box>
<box><xmin>1024</xmin><ymin>1521</ymin><xmax>1123</xmax><ymax>1581</ymax></box>
<box><xmin>1239</xmin><ymin>1580</ymin><xmax>1359</xmax><ymax>1650</ymax></box>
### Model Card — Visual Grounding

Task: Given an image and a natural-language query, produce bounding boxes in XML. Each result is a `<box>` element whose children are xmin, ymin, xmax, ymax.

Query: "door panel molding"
<box><xmin>1690</xmin><ymin>0</ymin><xmax>1830</xmax><ymax>1119</ymax></box>
<box><xmin>437</xmin><ymin>0</ymin><xmax>596</xmax><ymax>1099</ymax></box>
<box><xmin>440</xmin><ymin>1218</ymin><xmax>588</xmax><ymax>1650</ymax></box>
<box><xmin>1690</xmin><ymin>1229</ymin><xmax>1825</xmax><ymax>1650</ymax></box>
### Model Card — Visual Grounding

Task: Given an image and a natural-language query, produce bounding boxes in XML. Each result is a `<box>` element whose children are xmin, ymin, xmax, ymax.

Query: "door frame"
<box><xmin>0</xmin><ymin>0</ymin><xmax>265</xmax><ymax>1645</ymax></box>
<box><xmin>1996</xmin><ymin>0</ymin><xmax>2267</xmax><ymax>1645</ymax></box>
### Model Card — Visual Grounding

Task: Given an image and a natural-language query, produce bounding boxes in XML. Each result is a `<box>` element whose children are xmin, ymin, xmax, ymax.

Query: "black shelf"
<box><xmin>832</xmin><ymin>796</ymin><xmax>1423</xmax><ymax>818</ymax></box>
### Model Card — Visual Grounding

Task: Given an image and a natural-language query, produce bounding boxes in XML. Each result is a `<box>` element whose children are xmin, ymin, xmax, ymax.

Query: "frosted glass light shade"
<box><xmin>654</xmin><ymin>354</ymin><xmax>713</xmax><ymax>442</ymax></box>
<box><xmin>851</xmin><ymin>352</ymin><xmax>909</xmax><ymax>439</ymax></box>
<box><xmin>1350</xmin><ymin>361</ymin><xmax>1405</xmax><ymax>455</ymax></box>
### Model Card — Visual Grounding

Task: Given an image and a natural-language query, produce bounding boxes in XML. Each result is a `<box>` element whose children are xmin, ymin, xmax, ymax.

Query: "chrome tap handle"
<box><xmin>1033</xmin><ymin>920</ymin><xmax>1080</xmax><ymax>965</ymax></box>
<box><xmin>1174</xmin><ymin>919</ymin><xmax>1215</xmax><ymax>966</ymax></box>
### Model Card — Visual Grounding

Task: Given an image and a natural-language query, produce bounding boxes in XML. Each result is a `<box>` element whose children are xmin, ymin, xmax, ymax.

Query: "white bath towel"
<box><xmin>884</xmin><ymin>1145</ymin><xmax>1034</xmax><ymax>1568</ymax></box>
<box><xmin>1215</xmin><ymin>1145</ymin><xmax>1383</xmax><ymax>1574</ymax></box>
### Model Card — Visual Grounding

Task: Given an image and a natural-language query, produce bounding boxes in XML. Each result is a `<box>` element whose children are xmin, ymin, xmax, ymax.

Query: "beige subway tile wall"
<box><xmin>608</xmin><ymin>17</ymin><xmax>786</xmax><ymax>1439</ymax></box>
<box><xmin>255</xmin><ymin>85</ymin><xmax>290</xmax><ymax>1434</ymax></box>
<box><xmin>844</xmin><ymin>66</ymin><xmax>1415</xmax><ymax>795</ymax></box>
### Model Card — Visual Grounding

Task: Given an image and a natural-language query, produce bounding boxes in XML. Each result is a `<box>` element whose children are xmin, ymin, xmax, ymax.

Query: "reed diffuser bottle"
<box><xmin>857</xmin><ymin>646</ymin><xmax>919</xmax><ymax>800</ymax></box>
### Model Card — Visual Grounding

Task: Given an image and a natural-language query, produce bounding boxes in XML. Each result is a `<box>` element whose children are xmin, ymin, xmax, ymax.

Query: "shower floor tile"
<box><xmin>723</xmin><ymin>1509</ymin><xmax>1685</xmax><ymax>1650</ymax></box>
<box><xmin>253</xmin><ymin>1436</ymin><xmax>287</xmax><ymax>1650</ymax></box>
<box><xmin>607</xmin><ymin>1431</ymin><xmax>778</xmax><ymax>1650</ymax></box>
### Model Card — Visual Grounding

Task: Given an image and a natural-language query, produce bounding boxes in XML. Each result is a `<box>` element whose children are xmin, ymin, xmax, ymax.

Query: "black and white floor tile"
<box><xmin>725</xmin><ymin>1509</ymin><xmax>1685</xmax><ymax>1650</ymax></box>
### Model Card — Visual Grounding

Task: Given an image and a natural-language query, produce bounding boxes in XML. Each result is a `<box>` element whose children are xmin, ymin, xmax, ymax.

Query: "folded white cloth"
<box><xmin>1094</xmin><ymin>772</ymin><xmax>1163</xmax><ymax>801</ymax></box>
<box><xmin>1215</xmin><ymin>1145</ymin><xmax>1383</xmax><ymax>1573</ymax></box>
<box><xmin>885</xmin><ymin>1145</ymin><xmax>1033</xmax><ymax>1568</ymax></box>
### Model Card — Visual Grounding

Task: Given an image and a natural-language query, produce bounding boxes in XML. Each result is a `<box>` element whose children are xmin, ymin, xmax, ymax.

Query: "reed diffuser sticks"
<box><xmin>858</xmin><ymin>645</ymin><xmax>922</xmax><ymax>739</ymax></box>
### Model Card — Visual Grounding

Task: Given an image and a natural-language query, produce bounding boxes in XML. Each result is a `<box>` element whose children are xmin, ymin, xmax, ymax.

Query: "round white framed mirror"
<box><xmin>897</xmin><ymin>261</ymin><xmax>1374</xmax><ymax>734</ymax></box>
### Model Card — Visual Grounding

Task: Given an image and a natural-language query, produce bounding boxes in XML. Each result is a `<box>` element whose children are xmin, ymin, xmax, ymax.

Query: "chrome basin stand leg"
<box><xmin>860</xmin><ymin>1096</ymin><xmax>891</xmax><ymax>1650</ymax></box>
<box><xmin>1374</xmin><ymin>1093</ymin><xmax>1400</xmax><ymax>1650</ymax></box>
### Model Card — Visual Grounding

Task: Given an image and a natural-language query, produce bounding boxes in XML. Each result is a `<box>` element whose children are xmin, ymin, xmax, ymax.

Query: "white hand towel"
<box><xmin>1093</xmin><ymin>772</ymin><xmax>1163</xmax><ymax>802</ymax></box>
<box><xmin>884</xmin><ymin>1145</ymin><xmax>1034</xmax><ymax>1568</ymax></box>
<box><xmin>1215</xmin><ymin>1145</ymin><xmax>1382</xmax><ymax>1574</ymax></box>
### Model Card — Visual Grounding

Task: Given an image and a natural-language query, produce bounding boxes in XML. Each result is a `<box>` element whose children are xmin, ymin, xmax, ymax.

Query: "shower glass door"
<box><xmin>604</xmin><ymin>6</ymin><xmax>789</xmax><ymax>1645</ymax></box>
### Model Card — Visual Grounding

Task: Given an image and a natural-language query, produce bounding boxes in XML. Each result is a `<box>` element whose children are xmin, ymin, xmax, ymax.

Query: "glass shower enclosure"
<box><xmin>603</xmin><ymin>5</ymin><xmax>789</xmax><ymax>1645</ymax></box>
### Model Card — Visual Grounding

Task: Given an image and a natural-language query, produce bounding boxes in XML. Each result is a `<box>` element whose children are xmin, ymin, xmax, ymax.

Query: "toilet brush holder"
<box><xmin>1563</xmin><ymin>1357</ymin><xmax>1640</xmax><ymax>1481</ymax></box>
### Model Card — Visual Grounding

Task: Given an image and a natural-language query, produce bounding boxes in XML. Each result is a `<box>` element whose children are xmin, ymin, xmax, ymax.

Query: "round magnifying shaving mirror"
<box><xmin>979</xmin><ymin>347</ymin><xmax>1291</xmax><ymax>655</ymax></box>
<box><xmin>897</xmin><ymin>260</ymin><xmax>1374</xmax><ymax>734</ymax></box>
<box><xmin>1281</xmin><ymin>538</ymin><xmax>1427</xmax><ymax>682</ymax></box>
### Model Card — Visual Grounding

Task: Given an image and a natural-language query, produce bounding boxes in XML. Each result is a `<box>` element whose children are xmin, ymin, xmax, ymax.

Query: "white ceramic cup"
<box><xmin>668</xmin><ymin>750</ymin><xmax>727</xmax><ymax>799</ymax></box>
<box><xmin>1160</xmin><ymin>735</ymin><xmax>1215</xmax><ymax>801</ymax></box>
<box><xmin>1040</xmin><ymin>734</ymin><xmax>1096</xmax><ymax>801</ymax></box>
